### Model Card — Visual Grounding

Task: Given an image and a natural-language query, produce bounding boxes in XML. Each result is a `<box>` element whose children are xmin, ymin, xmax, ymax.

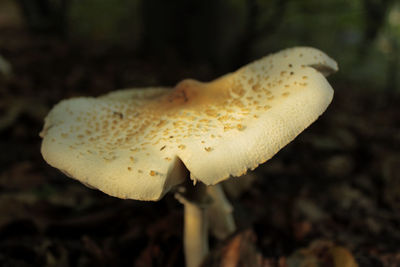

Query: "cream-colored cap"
<box><xmin>40</xmin><ymin>47</ymin><xmax>338</xmax><ymax>201</ymax></box>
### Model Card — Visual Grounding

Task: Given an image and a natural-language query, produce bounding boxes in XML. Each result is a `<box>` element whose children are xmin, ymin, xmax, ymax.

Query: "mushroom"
<box><xmin>40</xmin><ymin>47</ymin><xmax>338</xmax><ymax>267</ymax></box>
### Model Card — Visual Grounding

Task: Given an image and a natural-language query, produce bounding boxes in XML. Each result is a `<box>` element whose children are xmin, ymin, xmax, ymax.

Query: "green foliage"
<box><xmin>69</xmin><ymin>0</ymin><xmax>142</xmax><ymax>45</ymax></box>
<box><xmin>21</xmin><ymin>0</ymin><xmax>400</xmax><ymax>91</ymax></box>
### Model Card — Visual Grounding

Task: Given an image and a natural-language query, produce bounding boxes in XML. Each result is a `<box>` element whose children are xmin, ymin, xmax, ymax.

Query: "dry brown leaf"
<box><xmin>202</xmin><ymin>230</ymin><xmax>262</xmax><ymax>267</ymax></box>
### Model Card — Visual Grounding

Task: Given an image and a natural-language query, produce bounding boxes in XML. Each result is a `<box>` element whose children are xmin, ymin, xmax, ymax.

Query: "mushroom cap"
<box><xmin>40</xmin><ymin>47</ymin><xmax>338</xmax><ymax>201</ymax></box>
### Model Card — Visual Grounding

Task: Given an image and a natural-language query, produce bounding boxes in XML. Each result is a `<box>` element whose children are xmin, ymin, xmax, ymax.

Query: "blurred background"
<box><xmin>0</xmin><ymin>0</ymin><xmax>399</xmax><ymax>266</ymax></box>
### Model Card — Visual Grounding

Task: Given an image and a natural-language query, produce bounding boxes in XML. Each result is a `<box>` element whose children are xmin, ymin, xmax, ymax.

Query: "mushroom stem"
<box><xmin>183</xmin><ymin>198</ymin><xmax>209</xmax><ymax>267</ymax></box>
<box><xmin>207</xmin><ymin>184</ymin><xmax>236</xmax><ymax>239</ymax></box>
<box><xmin>175</xmin><ymin>182</ymin><xmax>210</xmax><ymax>267</ymax></box>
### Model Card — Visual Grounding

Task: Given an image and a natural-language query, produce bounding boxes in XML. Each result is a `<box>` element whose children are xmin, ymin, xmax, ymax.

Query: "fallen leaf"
<box><xmin>287</xmin><ymin>240</ymin><xmax>358</xmax><ymax>267</ymax></box>
<box><xmin>202</xmin><ymin>230</ymin><xmax>262</xmax><ymax>267</ymax></box>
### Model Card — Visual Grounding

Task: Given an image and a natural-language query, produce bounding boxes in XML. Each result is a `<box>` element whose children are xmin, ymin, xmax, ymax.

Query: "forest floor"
<box><xmin>0</xmin><ymin>28</ymin><xmax>400</xmax><ymax>267</ymax></box>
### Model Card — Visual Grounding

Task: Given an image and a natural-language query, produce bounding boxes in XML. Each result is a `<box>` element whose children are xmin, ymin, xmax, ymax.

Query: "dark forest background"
<box><xmin>0</xmin><ymin>1</ymin><xmax>399</xmax><ymax>266</ymax></box>
<box><xmin>4</xmin><ymin>0</ymin><xmax>400</xmax><ymax>92</ymax></box>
